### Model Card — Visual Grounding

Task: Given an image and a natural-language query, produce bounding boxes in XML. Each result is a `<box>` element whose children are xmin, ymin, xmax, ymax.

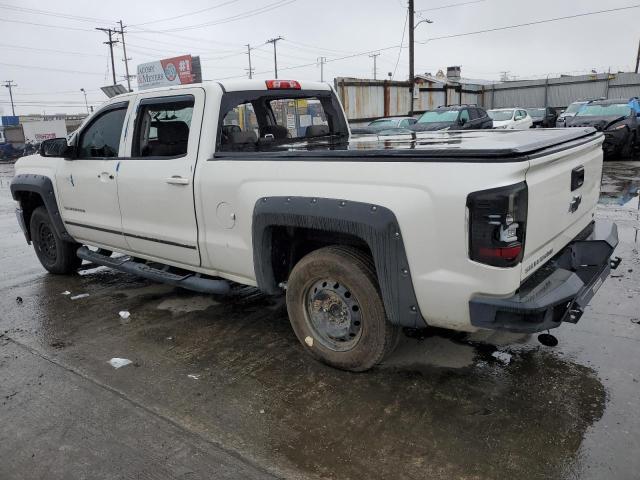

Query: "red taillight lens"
<box><xmin>265</xmin><ymin>80</ymin><xmax>301</xmax><ymax>90</ymax></box>
<box><xmin>467</xmin><ymin>182</ymin><xmax>528</xmax><ymax>267</ymax></box>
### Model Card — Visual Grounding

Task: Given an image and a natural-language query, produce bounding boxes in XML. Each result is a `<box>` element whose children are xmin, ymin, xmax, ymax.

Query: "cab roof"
<box><xmin>107</xmin><ymin>79</ymin><xmax>333</xmax><ymax>102</ymax></box>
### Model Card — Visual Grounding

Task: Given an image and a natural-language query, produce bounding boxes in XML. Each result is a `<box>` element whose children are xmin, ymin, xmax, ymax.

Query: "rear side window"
<box><xmin>268</xmin><ymin>98</ymin><xmax>328</xmax><ymax>138</ymax></box>
<box><xmin>78</xmin><ymin>105</ymin><xmax>128</xmax><ymax>158</ymax></box>
<box><xmin>132</xmin><ymin>95</ymin><xmax>194</xmax><ymax>158</ymax></box>
<box><xmin>469</xmin><ymin>108</ymin><xmax>480</xmax><ymax>120</ymax></box>
<box><xmin>217</xmin><ymin>90</ymin><xmax>348</xmax><ymax>152</ymax></box>
<box><xmin>476</xmin><ymin>108</ymin><xmax>488</xmax><ymax>118</ymax></box>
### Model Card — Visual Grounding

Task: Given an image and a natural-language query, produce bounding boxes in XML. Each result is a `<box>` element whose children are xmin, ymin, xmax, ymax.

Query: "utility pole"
<box><xmin>369</xmin><ymin>53</ymin><xmax>380</xmax><ymax>80</ymax></box>
<box><xmin>408</xmin><ymin>0</ymin><xmax>415</xmax><ymax>115</ymax></box>
<box><xmin>80</xmin><ymin>88</ymin><xmax>89</xmax><ymax>113</ymax></box>
<box><xmin>635</xmin><ymin>37</ymin><xmax>640</xmax><ymax>74</ymax></box>
<box><xmin>317</xmin><ymin>56</ymin><xmax>326</xmax><ymax>82</ymax></box>
<box><xmin>246</xmin><ymin>44</ymin><xmax>254</xmax><ymax>79</ymax></box>
<box><xmin>266</xmin><ymin>36</ymin><xmax>283</xmax><ymax>79</ymax></box>
<box><xmin>3</xmin><ymin>80</ymin><xmax>17</xmax><ymax>116</ymax></box>
<box><xmin>96</xmin><ymin>27</ymin><xmax>119</xmax><ymax>85</ymax></box>
<box><xmin>118</xmin><ymin>20</ymin><xmax>133</xmax><ymax>91</ymax></box>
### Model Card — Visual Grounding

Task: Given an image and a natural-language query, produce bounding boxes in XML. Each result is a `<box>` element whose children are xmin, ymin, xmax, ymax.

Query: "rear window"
<box><xmin>575</xmin><ymin>103</ymin><xmax>631</xmax><ymax>118</ymax></box>
<box><xmin>217</xmin><ymin>90</ymin><xmax>348</xmax><ymax>152</ymax></box>
<box><xmin>488</xmin><ymin>110</ymin><xmax>514</xmax><ymax>121</ymax></box>
<box><xmin>417</xmin><ymin>110</ymin><xmax>458</xmax><ymax>123</ymax></box>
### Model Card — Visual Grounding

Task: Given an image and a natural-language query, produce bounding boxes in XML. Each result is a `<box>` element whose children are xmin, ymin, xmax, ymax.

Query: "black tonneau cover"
<box><xmin>213</xmin><ymin>128</ymin><xmax>602</xmax><ymax>162</ymax></box>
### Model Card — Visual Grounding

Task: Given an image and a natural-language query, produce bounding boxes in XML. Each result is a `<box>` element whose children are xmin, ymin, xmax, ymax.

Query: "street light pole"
<box><xmin>409</xmin><ymin>1</ymin><xmax>433</xmax><ymax>116</ymax></box>
<box><xmin>80</xmin><ymin>88</ymin><xmax>89</xmax><ymax>114</ymax></box>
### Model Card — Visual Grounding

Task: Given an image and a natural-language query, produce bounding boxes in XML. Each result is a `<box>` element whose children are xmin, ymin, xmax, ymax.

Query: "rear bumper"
<box><xmin>469</xmin><ymin>220</ymin><xmax>619</xmax><ymax>333</ymax></box>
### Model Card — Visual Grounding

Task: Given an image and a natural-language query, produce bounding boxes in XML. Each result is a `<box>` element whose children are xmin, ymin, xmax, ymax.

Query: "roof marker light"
<box><xmin>265</xmin><ymin>80</ymin><xmax>301</xmax><ymax>90</ymax></box>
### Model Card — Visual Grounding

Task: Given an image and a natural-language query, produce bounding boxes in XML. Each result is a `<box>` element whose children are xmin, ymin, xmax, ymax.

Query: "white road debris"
<box><xmin>109</xmin><ymin>358</ymin><xmax>133</xmax><ymax>369</ymax></box>
<box><xmin>70</xmin><ymin>293</ymin><xmax>89</xmax><ymax>300</ymax></box>
<box><xmin>491</xmin><ymin>351</ymin><xmax>512</xmax><ymax>365</ymax></box>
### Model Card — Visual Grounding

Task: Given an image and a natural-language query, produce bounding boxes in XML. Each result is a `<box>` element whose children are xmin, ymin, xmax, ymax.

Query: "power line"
<box><xmin>0</xmin><ymin>17</ymin><xmax>93</xmax><ymax>32</ymax></box>
<box><xmin>392</xmin><ymin>11</ymin><xmax>409</xmax><ymax>79</ymax></box>
<box><xmin>130</xmin><ymin>0</ymin><xmax>240</xmax><ymax>27</ymax></box>
<box><xmin>418</xmin><ymin>4</ymin><xmax>640</xmax><ymax>43</ymax></box>
<box><xmin>416</xmin><ymin>0</ymin><xmax>485</xmax><ymax>12</ymax></box>
<box><xmin>0</xmin><ymin>62</ymin><xmax>104</xmax><ymax>76</ymax></box>
<box><xmin>0</xmin><ymin>42</ymin><xmax>103</xmax><ymax>58</ymax></box>
<box><xmin>134</xmin><ymin>0</ymin><xmax>298</xmax><ymax>33</ymax></box>
<box><xmin>0</xmin><ymin>3</ymin><xmax>112</xmax><ymax>24</ymax></box>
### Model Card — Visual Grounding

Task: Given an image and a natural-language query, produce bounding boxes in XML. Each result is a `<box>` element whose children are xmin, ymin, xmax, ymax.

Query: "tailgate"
<box><xmin>521</xmin><ymin>134</ymin><xmax>604</xmax><ymax>280</ymax></box>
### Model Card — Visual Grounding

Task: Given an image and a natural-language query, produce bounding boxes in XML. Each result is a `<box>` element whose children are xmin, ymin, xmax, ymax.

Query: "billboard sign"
<box><xmin>137</xmin><ymin>55</ymin><xmax>198</xmax><ymax>90</ymax></box>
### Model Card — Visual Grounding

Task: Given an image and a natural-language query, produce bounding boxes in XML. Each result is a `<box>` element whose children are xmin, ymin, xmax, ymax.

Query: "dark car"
<box><xmin>350</xmin><ymin>116</ymin><xmax>417</xmax><ymax>134</ymax></box>
<box><xmin>410</xmin><ymin>105</ymin><xmax>493</xmax><ymax>132</ymax></box>
<box><xmin>527</xmin><ymin>107</ymin><xmax>557</xmax><ymax>128</ymax></box>
<box><xmin>567</xmin><ymin>98</ymin><xmax>639</xmax><ymax>158</ymax></box>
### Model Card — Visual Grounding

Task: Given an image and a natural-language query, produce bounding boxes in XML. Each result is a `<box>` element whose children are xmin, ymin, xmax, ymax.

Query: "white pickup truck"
<box><xmin>11</xmin><ymin>79</ymin><xmax>620</xmax><ymax>371</ymax></box>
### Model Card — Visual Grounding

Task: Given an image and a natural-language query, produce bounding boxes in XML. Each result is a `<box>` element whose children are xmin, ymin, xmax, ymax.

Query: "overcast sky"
<box><xmin>1</xmin><ymin>0</ymin><xmax>638</xmax><ymax>115</ymax></box>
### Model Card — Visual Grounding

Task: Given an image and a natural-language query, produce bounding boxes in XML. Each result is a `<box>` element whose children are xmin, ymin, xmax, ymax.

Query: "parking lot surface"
<box><xmin>1</xmin><ymin>160</ymin><xmax>639</xmax><ymax>480</ymax></box>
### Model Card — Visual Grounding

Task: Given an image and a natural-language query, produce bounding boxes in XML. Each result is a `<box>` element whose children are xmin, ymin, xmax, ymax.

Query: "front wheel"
<box><xmin>286</xmin><ymin>246</ymin><xmax>400</xmax><ymax>372</ymax></box>
<box><xmin>30</xmin><ymin>206</ymin><xmax>82</xmax><ymax>274</ymax></box>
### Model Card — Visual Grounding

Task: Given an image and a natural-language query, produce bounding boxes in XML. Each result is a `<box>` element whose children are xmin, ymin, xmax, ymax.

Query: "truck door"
<box><xmin>56</xmin><ymin>101</ymin><xmax>131</xmax><ymax>250</ymax></box>
<box><xmin>116</xmin><ymin>89</ymin><xmax>204</xmax><ymax>267</ymax></box>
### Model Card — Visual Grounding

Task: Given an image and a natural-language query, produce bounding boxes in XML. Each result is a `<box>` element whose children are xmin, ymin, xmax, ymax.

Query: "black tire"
<box><xmin>30</xmin><ymin>206</ymin><xmax>82</xmax><ymax>274</ymax></box>
<box><xmin>621</xmin><ymin>131</ymin><xmax>636</xmax><ymax>159</ymax></box>
<box><xmin>286</xmin><ymin>245</ymin><xmax>400</xmax><ymax>372</ymax></box>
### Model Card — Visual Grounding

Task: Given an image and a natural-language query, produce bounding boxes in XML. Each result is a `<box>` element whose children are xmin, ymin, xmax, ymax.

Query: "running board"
<box><xmin>76</xmin><ymin>246</ymin><xmax>230</xmax><ymax>295</ymax></box>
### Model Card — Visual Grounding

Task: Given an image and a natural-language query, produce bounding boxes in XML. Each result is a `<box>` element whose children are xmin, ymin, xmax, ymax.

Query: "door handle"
<box><xmin>97</xmin><ymin>171</ymin><xmax>114</xmax><ymax>181</ymax></box>
<box><xmin>166</xmin><ymin>176</ymin><xmax>190</xmax><ymax>185</ymax></box>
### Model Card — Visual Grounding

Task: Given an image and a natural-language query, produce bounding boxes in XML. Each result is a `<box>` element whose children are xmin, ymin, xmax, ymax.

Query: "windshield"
<box><xmin>417</xmin><ymin>110</ymin><xmax>458</xmax><ymax>123</ymax></box>
<box><xmin>565</xmin><ymin>103</ymin><xmax>584</xmax><ymax>115</ymax></box>
<box><xmin>369</xmin><ymin>119</ymin><xmax>397</xmax><ymax>127</ymax></box>
<box><xmin>488</xmin><ymin>110</ymin><xmax>514</xmax><ymax>121</ymax></box>
<box><xmin>527</xmin><ymin>108</ymin><xmax>545</xmax><ymax>118</ymax></box>
<box><xmin>575</xmin><ymin>104</ymin><xmax>631</xmax><ymax>118</ymax></box>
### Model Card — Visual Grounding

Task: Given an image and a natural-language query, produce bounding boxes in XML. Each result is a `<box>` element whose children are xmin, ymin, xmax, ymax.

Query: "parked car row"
<box><xmin>353</xmin><ymin>96</ymin><xmax>639</xmax><ymax>158</ymax></box>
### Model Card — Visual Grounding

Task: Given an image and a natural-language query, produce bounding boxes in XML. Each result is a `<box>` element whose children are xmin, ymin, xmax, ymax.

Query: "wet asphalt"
<box><xmin>0</xmin><ymin>159</ymin><xmax>639</xmax><ymax>480</ymax></box>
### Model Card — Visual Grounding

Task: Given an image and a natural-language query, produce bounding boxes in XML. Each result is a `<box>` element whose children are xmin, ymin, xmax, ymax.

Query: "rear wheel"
<box><xmin>30</xmin><ymin>206</ymin><xmax>82</xmax><ymax>274</ymax></box>
<box><xmin>286</xmin><ymin>246</ymin><xmax>400</xmax><ymax>372</ymax></box>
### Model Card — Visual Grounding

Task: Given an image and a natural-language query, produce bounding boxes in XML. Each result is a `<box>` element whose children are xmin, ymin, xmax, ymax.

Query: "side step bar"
<box><xmin>76</xmin><ymin>246</ymin><xmax>230</xmax><ymax>295</ymax></box>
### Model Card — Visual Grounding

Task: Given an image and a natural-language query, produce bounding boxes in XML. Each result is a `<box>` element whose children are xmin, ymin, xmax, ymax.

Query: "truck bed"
<box><xmin>213</xmin><ymin>128</ymin><xmax>601</xmax><ymax>161</ymax></box>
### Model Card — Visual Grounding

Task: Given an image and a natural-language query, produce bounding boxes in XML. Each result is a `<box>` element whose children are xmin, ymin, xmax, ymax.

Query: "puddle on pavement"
<box><xmin>11</xmin><ymin>276</ymin><xmax>605</xmax><ymax>480</ymax></box>
<box><xmin>599</xmin><ymin>160</ymin><xmax>640</xmax><ymax>207</ymax></box>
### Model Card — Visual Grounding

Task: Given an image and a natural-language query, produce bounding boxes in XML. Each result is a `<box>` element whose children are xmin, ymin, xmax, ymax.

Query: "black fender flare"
<box><xmin>10</xmin><ymin>174</ymin><xmax>73</xmax><ymax>243</ymax></box>
<box><xmin>252</xmin><ymin>196</ymin><xmax>426</xmax><ymax>328</ymax></box>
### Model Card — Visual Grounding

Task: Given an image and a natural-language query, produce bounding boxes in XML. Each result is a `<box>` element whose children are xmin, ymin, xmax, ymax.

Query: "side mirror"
<box><xmin>459</xmin><ymin>117</ymin><xmax>467</xmax><ymax>126</ymax></box>
<box><xmin>40</xmin><ymin>138</ymin><xmax>73</xmax><ymax>158</ymax></box>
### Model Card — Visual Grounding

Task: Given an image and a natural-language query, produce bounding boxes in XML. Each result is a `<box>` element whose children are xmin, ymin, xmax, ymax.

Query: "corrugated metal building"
<box><xmin>485</xmin><ymin>72</ymin><xmax>640</xmax><ymax>109</ymax></box>
<box><xmin>336</xmin><ymin>68</ymin><xmax>640</xmax><ymax>123</ymax></box>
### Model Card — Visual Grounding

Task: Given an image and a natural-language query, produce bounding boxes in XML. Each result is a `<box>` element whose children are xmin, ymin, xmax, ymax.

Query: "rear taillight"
<box><xmin>467</xmin><ymin>182</ymin><xmax>528</xmax><ymax>268</ymax></box>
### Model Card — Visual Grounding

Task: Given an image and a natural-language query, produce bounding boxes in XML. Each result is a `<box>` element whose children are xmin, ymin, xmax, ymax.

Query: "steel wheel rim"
<box><xmin>37</xmin><ymin>222</ymin><xmax>57</xmax><ymax>263</ymax></box>
<box><xmin>304</xmin><ymin>279</ymin><xmax>363</xmax><ymax>352</ymax></box>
